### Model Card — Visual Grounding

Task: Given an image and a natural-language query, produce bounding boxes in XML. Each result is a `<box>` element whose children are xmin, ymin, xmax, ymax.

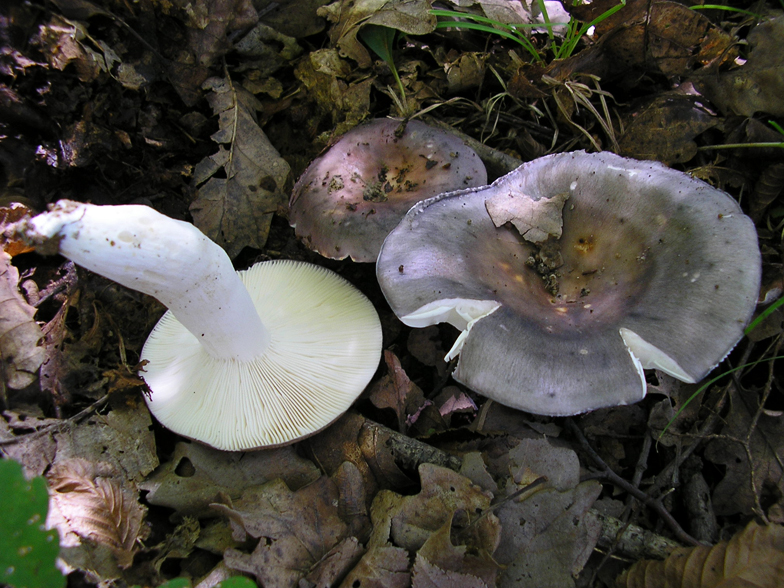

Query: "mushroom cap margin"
<box><xmin>377</xmin><ymin>151</ymin><xmax>762</xmax><ymax>415</ymax></box>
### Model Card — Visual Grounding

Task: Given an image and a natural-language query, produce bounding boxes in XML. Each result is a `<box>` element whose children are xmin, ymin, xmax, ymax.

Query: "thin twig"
<box><xmin>567</xmin><ymin>418</ymin><xmax>704</xmax><ymax>546</ymax></box>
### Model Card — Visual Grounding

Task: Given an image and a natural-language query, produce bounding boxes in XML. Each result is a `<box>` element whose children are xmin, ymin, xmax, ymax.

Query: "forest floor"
<box><xmin>1</xmin><ymin>0</ymin><xmax>783</xmax><ymax>587</ymax></box>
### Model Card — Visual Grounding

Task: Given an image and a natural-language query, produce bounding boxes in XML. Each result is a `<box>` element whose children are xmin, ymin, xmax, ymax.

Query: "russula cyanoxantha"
<box><xmin>20</xmin><ymin>201</ymin><xmax>383</xmax><ymax>450</ymax></box>
<box><xmin>376</xmin><ymin>151</ymin><xmax>762</xmax><ymax>415</ymax></box>
<box><xmin>289</xmin><ymin>118</ymin><xmax>488</xmax><ymax>262</ymax></box>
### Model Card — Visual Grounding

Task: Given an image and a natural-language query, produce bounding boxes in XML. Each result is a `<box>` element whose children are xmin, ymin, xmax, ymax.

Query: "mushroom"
<box><xmin>289</xmin><ymin>118</ymin><xmax>488</xmax><ymax>262</ymax></box>
<box><xmin>376</xmin><ymin>151</ymin><xmax>761</xmax><ymax>415</ymax></box>
<box><xmin>20</xmin><ymin>201</ymin><xmax>382</xmax><ymax>450</ymax></box>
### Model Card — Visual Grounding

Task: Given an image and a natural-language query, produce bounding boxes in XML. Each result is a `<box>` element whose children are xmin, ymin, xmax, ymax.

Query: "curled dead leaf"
<box><xmin>615</xmin><ymin>520</ymin><xmax>784</xmax><ymax>588</ymax></box>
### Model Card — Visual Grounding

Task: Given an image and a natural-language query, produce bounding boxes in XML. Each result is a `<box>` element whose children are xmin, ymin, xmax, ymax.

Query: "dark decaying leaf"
<box><xmin>585</xmin><ymin>0</ymin><xmax>735</xmax><ymax>77</ymax></box>
<box><xmin>190</xmin><ymin>76</ymin><xmax>290</xmax><ymax>258</ymax></box>
<box><xmin>615</xmin><ymin>520</ymin><xmax>784</xmax><ymax>588</ymax></box>
<box><xmin>692</xmin><ymin>15</ymin><xmax>784</xmax><ymax>117</ymax></box>
<box><xmin>703</xmin><ymin>386</ymin><xmax>784</xmax><ymax>516</ymax></box>
<box><xmin>618</xmin><ymin>94</ymin><xmax>717</xmax><ymax>164</ymax></box>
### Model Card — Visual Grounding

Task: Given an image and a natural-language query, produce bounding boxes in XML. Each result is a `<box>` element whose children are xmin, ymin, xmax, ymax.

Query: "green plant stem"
<box><xmin>698</xmin><ymin>142</ymin><xmax>784</xmax><ymax>150</ymax></box>
<box><xmin>690</xmin><ymin>4</ymin><xmax>761</xmax><ymax>17</ymax></box>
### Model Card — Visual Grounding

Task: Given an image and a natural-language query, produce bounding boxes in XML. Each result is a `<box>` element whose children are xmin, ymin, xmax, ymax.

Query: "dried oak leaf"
<box><xmin>0</xmin><ymin>251</ymin><xmax>44</xmax><ymax>389</ymax></box>
<box><xmin>46</xmin><ymin>457</ymin><xmax>148</xmax><ymax>569</ymax></box>
<box><xmin>485</xmin><ymin>190</ymin><xmax>569</xmax><ymax>244</ymax></box>
<box><xmin>388</xmin><ymin>463</ymin><xmax>500</xmax><ymax>555</ymax></box>
<box><xmin>615</xmin><ymin>520</ymin><xmax>784</xmax><ymax>588</ymax></box>
<box><xmin>139</xmin><ymin>440</ymin><xmax>320</xmax><ymax>518</ymax></box>
<box><xmin>703</xmin><ymin>386</ymin><xmax>784</xmax><ymax>516</ymax></box>
<box><xmin>215</xmin><ymin>476</ymin><xmax>350</xmax><ymax>588</ymax></box>
<box><xmin>416</xmin><ymin>515</ymin><xmax>500</xmax><ymax>585</ymax></box>
<box><xmin>191</xmin><ymin>76</ymin><xmax>290</xmax><ymax>258</ymax></box>
<box><xmin>317</xmin><ymin>0</ymin><xmax>436</xmax><ymax>68</ymax></box>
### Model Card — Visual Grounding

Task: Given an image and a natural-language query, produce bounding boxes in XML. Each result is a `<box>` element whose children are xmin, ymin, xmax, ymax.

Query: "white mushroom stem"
<box><xmin>21</xmin><ymin>200</ymin><xmax>270</xmax><ymax>361</ymax></box>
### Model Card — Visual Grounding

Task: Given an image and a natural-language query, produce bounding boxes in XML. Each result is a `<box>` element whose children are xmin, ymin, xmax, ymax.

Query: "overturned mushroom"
<box><xmin>377</xmin><ymin>151</ymin><xmax>761</xmax><ymax>415</ymax></box>
<box><xmin>289</xmin><ymin>118</ymin><xmax>488</xmax><ymax>262</ymax></box>
<box><xmin>20</xmin><ymin>201</ymin><xmax>382</xmax><ymax>450</ymax></box>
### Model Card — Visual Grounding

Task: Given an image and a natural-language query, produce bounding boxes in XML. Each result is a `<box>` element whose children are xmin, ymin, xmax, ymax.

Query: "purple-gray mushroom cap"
<box><xmin>289</xmin><ymin>118</ymin><xmax>488</xmax><ymax>262</ymax></box>
<box><xmin>376</xmin><ymin>151</ymin><xmax>762</xmax><ymax>415</ymax></box>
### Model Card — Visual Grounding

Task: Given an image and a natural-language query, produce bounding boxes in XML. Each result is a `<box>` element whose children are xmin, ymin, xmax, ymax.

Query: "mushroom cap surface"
<box><xmin>289</xmin><ymin>118</ymin><xmax>488</xmax><ymax>262</ymax></box>
<box><xmin>376</xmin><ymin>151</ymin><xmax>761</xmax><ymax>415</ymax></box>
<box><xmin>141</xmin><ymin>259</ymin><xmax>382</xmax><ymax>450</ymax></box>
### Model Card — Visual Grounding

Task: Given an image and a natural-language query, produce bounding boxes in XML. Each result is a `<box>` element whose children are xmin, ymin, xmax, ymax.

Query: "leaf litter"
<box><xmin>1</xmin><ymin>0</ymin><xmax>784</xmax><ymax>586</ymax></box>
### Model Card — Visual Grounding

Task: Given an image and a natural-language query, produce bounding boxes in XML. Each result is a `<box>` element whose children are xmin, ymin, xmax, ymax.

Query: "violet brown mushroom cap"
<box><xmin>376</xmin><ymin>151</ymin><xmax>762</xmax><ymax>416</ymax></box>
<box><xmin>289</xmin><ymin>118</ymin><xmax>488</xmax><ymax>262</ymax></box>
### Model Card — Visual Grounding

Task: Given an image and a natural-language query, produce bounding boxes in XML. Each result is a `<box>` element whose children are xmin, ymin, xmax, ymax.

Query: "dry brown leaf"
<box><xmin>140</xmin><ymin>440</ymin><xmax>320</xmax><ymax>518</ymax></box>
<box><xmin>388</xmin><ymin>463</ymin><xmax>500</xmax><ymax>554</ymax></box>
<box><xmin>0</xmin><ymin>250</ymin><xmax>45</xmax><ymax>389</ymax></box>
<box><xmin>417</xmin><ymin>515</ymin><xmax>500</xmax><ymax>585</ymax></box>
<box><xmin>190</xmin><ymin>76</ymin><xmax>290</xmax><ymax>258</ymax></box>
<box><xmin>615</xmin><ymin>520</ymin><xmax>784</xmax><ymax>588</ymax></box>
<box><xmin>485</xmin><ymin>190</ymin><xmax>569</xmax><ymax>244</ymax></box>
<box><xmin>368</xmin><ymin>350</ymin><xmax>426</xmax><ymax>432</ymax></box>
<box><xmin>47</xmin><ymin>457</ymin><xmax>148</xmax><ymax>568</ymax></box>
<box><xmin>216</xmin><ymin>476</ymin><xmax>348</xmax><ymax>588</ymax></box>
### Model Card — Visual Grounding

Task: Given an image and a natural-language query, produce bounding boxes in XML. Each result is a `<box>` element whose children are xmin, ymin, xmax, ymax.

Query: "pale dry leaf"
<box><xmin>615</xmin><ymin>520</ymin><xmax>784</xmax><ymax>588</ymax></box>
<box><xmin>338</xmin><ymin>544</ymin><xmax>411</xmax><ymax>588</ymax></box>
<box><xmin>495</xmin><ymin>481</ymin><xmax>603</xmax><ymax>588</ymax></box>
<box><xmin>216</xmin><ymin>476</ymin><xmax>348</xmax><ymax>588</ymax></box>
<box><xmin>47</xmin><ymin>457</ymin><xmax>148</xmax><ymax>568</ymax></box>
<box><xmin>508</xmin><ymin>437</ymin><xmax>580</xmax><ymax>491</ymax></box>
<box><xmin>302</xmin><ymin>536</ymin><xmax>365</xmax><ymax>587</ymax></box>
<box><xmin>0</xmin><ymin>250</ymin><xmax>45</xmax><ymax>389</ymax></box>
<box><xmin>140</xmin><ymin>440</ymin><xmax>319</xmax><ymax>518</ymax></box>
<box><xmin>191</xmin><ymin>76</ymin><xmax>290</xmax><ymax>258</ymax></box>
<box><xmin>485</xmin><ymin>190</ymin><xmax>569</xmax><ymax>243</ymax></box>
